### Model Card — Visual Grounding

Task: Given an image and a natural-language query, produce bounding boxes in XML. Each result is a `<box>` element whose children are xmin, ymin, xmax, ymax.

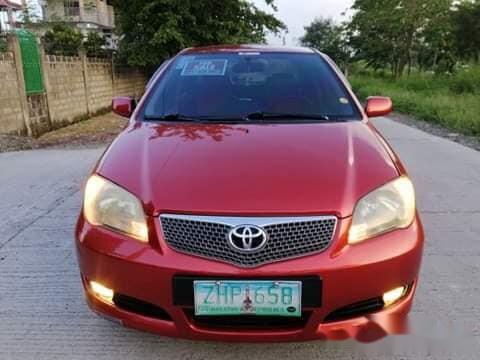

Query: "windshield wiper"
<box><xmin>144</xmin><ymin>113</ymin><xmax>202</xmax><ymax>122</ymax></box>
<box><xmin>145</xmin><ymin>112</ymin><xmax>341</xmax><ymax>123</ymax></box>
<box><xmin>144</xmin><ymin>114</ymin><xmax>247</xmax><ymax>123</ymax></box>
<box><xmin>245</xmin><ymin>112</ymin><xmax>336</xmax><ymax>122</ymax></box>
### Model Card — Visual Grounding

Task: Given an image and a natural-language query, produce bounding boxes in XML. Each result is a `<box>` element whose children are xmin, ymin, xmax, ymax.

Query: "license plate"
<box><xmin>194</xmin><ymin>280</ymin><xmax>302</xmax><ymax>317</ymax></box>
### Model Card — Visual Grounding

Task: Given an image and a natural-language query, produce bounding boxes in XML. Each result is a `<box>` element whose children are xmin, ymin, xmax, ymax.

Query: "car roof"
<box><xmin>180</xmin><ymin>44</ymin><xmax>316</xmax><ymax>55</ymax></box>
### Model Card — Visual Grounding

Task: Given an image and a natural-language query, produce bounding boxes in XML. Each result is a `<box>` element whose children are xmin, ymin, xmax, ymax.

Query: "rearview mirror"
<box><xmin>365</xmin><ymin>96</ymin><xmax>393</xmax><ymax>118</ymax></box>
<box><xmin>112</xmin><ymin>96</ymin><xmax>136</xmax><ymax>118</ymax></box>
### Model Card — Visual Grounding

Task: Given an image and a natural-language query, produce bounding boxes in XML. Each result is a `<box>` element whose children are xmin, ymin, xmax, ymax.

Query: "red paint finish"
<box><xmin>76</xmin><ymin>213</ymin><xmax>423</xmax><ymax>342</ymax></box>
<box><xmin>76</xmin><ymin>46</ymin><xmax>424</xmax><ymax>342</ymax></box>
<box><xmin>112</xmin><ymin>96</ymin><xmax>135</xmax><ymax>118</ymax></box>
<box><xmin>97</xmin><ymin>121</ymin><xmax>399</xmax><ymax>217</ymax></box>
<box><xmin>365</xmin><ymin>96</ymin><xmax>393</xmax><ymax>118</ymax></box>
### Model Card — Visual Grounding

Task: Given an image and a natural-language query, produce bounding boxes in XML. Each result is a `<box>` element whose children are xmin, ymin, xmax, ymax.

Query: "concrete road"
<box><xmin>0</xmin><ymin>118</ymin><xmax>479</xmax><ymax>359</ymax></box>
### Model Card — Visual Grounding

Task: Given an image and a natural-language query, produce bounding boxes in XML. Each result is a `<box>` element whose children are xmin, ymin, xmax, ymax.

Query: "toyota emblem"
<box><xmin>228</xmin><ymin>225</ymin><xmax>268</xmax><ymax>252</ymax></box>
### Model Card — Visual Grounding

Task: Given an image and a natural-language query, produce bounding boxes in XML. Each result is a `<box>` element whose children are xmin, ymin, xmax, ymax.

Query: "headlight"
<box><xmin>84</xmin><ymin>175</ymin><xmax>148</xmax><ymax>243</ymax></box>
<box><xmin>348</xmin><ymin>176</ymin><xmax>416</xmax><ymax>244</ymax></box>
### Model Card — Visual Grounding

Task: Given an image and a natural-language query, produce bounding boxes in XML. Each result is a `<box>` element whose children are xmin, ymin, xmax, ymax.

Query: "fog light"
<box><xmin>90</xmin><ymin>281</ymin><xmax>114</xmax><ymax>304</ymax></box>
<box><xmin>382</xmin><ymin>286</ymin><xmax>407</xmax><ymax>307</ymax></box>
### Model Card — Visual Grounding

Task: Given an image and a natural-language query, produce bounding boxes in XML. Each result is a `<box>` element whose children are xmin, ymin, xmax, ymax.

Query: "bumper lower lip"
<box><xmin>75</xmin><ymin>213</ymin><xmax>424</xmax><ymax>342</ymax></box>
<box><xmin>84</xmin><ymin>282</ymin><xmax>416</xmax><ymax>342</ymax></box>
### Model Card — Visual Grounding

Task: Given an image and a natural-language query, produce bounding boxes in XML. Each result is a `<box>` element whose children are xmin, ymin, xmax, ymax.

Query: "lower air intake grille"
<box><xmin>185</xmin><ymin>309</ymin><xmax>312</xmax><ymax>329</ymax></box>
<box><xmin>160</xmin><ymin>215</ymin><xmax>337</xmax><ymax>267</ymax></box>
<box><xmin>113</xmin><ymin>294</ymin><xmax>172</xmax><ymax>321</ymax></box>
<box><xmin>323</xmin><ymin>298</ymin><xmax>384</xmax><ymax>323</ymax></box>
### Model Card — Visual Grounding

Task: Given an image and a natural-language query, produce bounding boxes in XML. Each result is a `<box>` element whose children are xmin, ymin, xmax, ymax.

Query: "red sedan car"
<box><xmin>76</xmin><ymin>45</ymin><xmax>424</xmax><ymax>342</ymax></box>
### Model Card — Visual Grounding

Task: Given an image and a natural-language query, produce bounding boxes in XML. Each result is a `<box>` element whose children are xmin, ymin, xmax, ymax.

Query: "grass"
<box><xmin>348</xmin><ymin>65</ymin><xmax>480</xmax><ymax>136</ymax></box>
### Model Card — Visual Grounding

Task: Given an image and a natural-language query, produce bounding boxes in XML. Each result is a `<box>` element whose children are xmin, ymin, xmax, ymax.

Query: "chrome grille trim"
<box><xmin>160</xmin><ymin>214</ymin><xmax>337</xmax><ymax>268</ymax></box>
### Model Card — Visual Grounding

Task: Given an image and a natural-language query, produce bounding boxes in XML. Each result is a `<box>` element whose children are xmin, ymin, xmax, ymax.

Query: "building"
<box><xmin>40</xmin><ymin>0</ymin><xmax>115</xmax><ymax>45</ymax></box>
<box><xmin>0</xmin><ymin>0</ymin><xmax>23</xmax><ymax>32</ymax></box>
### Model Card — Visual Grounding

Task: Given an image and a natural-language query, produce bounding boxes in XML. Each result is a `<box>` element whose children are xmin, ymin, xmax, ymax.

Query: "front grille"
<box><xmin>323</xmin><ymin>298</ymin><xmax>384</xmax><ymax>323</ymax></box>
<box><xmin>160</xmin><ymin>215</ymin><xmax>337</xmax><ymax>267</ymax></box>
<box><xmin>113</xmin><ymin>293</ymin><xmax>173</xmax><ymax>321</ymax></box>
<box><xmin>185</xmin><ymin>309</ymin><xmax>312</xmax><ymax>330</ymax></box>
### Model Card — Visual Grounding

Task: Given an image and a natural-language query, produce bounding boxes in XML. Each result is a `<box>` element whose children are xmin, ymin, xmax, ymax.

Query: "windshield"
<box><xmin>143</xmin><ymin>52</ymin><xmax>361</xmax><ymax>121</ymax></box>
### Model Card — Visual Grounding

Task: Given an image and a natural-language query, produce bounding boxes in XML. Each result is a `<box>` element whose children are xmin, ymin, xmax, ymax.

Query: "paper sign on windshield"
<box><xmin>176</xmin><ymin>56</ymin><xmax>195</xmax><ymax>70</ymax></box>
<box><xmin>181</xmin><ymin>59</ymin><xmax>228</xmax><ymax>76</ymax></box>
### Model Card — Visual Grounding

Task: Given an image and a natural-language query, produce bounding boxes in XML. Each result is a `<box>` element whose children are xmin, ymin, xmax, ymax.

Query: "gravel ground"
<box><xmin>0</xmin><ymin>113</ymin><xmax>127</xmax><ymax>153</ymax></box>
<box><xmin>0</xmin><ymin>116</ymin><xmax>479</xmax><ymax>359</ymax></box>
<box><xmin>390</xmin><ymin>112</ymin><xmax>480</xmax><ymax>152</ymax></box>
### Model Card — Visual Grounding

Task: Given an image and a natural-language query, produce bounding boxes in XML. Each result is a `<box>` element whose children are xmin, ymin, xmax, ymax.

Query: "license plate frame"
<box><xmin>193</xmin><ymin>280</ymin><xmax>302</xmax><ymax>317</ymax></box>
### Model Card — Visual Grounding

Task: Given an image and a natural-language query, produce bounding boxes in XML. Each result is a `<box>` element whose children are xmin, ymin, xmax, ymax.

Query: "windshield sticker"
<box><xmin>181</xmin><ymin>59</ymin><xmax>228</xmax><ymax>76</ymax></box>
<box><xmin>176</xmin><ymin>56</ymin><xmax>195</xmax><ymax>70</ymax></box>
<box><xmin>238</xmin><ymin>52</ymin><xmax>261</xmax><ymax>56</ymax></box>
<box><xmin>339</xmin><ymin>97</ymin><xmax>350</xmax><ymax>104</ymax></box>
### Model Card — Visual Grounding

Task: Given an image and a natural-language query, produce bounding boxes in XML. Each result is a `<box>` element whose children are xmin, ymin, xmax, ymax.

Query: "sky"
<box><xmin>250</xmin><ymin>0</ymin><xmax>354</xmax><ymax>46</ymax></box>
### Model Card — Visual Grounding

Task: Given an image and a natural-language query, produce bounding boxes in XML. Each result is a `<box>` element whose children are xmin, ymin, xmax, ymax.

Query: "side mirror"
<box><xmin>112</xmin><ymin>96</ymin><xmax>136</xmax><ymax>118</ymax></box>
<box><xmin>365</xmin><ymin>96</ymin><xmax>393</xmax><ymax>118</ymax></box>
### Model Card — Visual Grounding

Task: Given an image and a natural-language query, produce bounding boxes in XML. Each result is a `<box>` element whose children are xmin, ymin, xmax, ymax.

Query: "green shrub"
<box><xmin>0</xmin><ymin>37</ymin><xmax>7</xmax><ymax>53</ymax></box>
<box><xmin>448</xmin><ymin>67</ymin><xmax>480</xmax><ymax>94</ymax></box>
<box><xmin>84</xmin><ymin>32</ymin><xmax>108</xmax><ymax>58</ymax></box>
<box><xmin>349</xmin><ymin>66</ymin><xmax>480</xmax><ymax>136</ymax></box>
<box><xmin>43</xmin><ymin>24</ymin><xmax>83</xmax><ymax>56</ymax></box>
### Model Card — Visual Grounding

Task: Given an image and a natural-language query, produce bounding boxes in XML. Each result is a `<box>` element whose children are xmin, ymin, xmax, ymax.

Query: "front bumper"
<box><xmin>76</xmin><ymin>214</ymin><xmax>424</xmax><ymax>342</ymax></box>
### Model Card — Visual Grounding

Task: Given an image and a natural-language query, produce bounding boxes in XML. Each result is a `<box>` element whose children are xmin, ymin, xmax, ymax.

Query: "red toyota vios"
<box><xmin>76</xmin><ymin>45</ymin><xmax>424</xmax><ymax>342</ymax></box>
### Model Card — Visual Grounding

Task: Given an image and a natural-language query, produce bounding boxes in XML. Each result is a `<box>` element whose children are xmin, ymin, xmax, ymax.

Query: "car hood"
<box><xmin>96</xmin><ymin>121</ymin><xmax>399</xmax><ymax>217</ymax></box>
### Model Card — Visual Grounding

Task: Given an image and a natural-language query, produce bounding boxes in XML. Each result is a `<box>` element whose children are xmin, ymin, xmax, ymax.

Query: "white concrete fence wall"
<box><xmin>0</xmin><ymin>35</ymin><xmax>147</xmax><ymax>136</ymax></box>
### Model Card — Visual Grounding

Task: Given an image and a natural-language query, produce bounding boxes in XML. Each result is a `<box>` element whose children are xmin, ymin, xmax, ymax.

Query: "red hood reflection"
<box><xmin>97</xmin><ymin>121</ymin><xmax>398</xmax><ymax>216</ymax></box>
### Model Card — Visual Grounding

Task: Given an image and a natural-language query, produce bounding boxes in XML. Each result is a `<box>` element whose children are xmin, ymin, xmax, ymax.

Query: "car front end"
<box><xmin>75</xmin><ymin>45</ymin><xmax>424</xmax><ymax>342</ymax></box>
<box><xmin>77</xmin><ymin>211</ymin><xmax>422</xmax><ymax>342</ymax></box>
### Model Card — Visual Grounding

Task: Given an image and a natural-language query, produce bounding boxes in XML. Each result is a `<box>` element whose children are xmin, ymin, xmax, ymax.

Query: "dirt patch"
<box><xmin>389</xmin><ymin>112</ymin><xmax>480</xmax><ymax>152</ymax></box>
<box><xmin>0</xmin><ymin>134</ymin><xmax>39</xmax><ymax>153</ymax></box>
<box><xmin>0</xmin><ymin>113</ymin><xmax>127</xmax><ymax>153</ymax></box>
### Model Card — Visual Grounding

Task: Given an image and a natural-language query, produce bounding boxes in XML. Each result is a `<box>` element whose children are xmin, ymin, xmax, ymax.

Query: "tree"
<box><xmin>453</xmin><ymin>0</ymin><xmax>480</xmax><ymax>62</ymax></box>
<box><xmin>113</xmin><ymin>0</ymin><xmax>285</xmax><ymax>68</ymax></box>
<box><xmin>417</xmin><ymin>0</ymin><xmax>457</xmax><ymax>73</ymax></box>
<box><xmin>300</xmin><ymin>18</ymin><xmax>351</xmax><ymax>70</ymax></box>
<box><xmin>43</xmin><ymin>24</ymin><xmax>84</xmax><ymax>56</ymax></box>
<box><xmin>84</xmin><ymin>32</ymin><xmax>108</xmax><ymax>58</ymax></box>
<box><xmin>348</xmin><ymin>0</ymin><xmax>454</xmax><ymax>77</ymax></box>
